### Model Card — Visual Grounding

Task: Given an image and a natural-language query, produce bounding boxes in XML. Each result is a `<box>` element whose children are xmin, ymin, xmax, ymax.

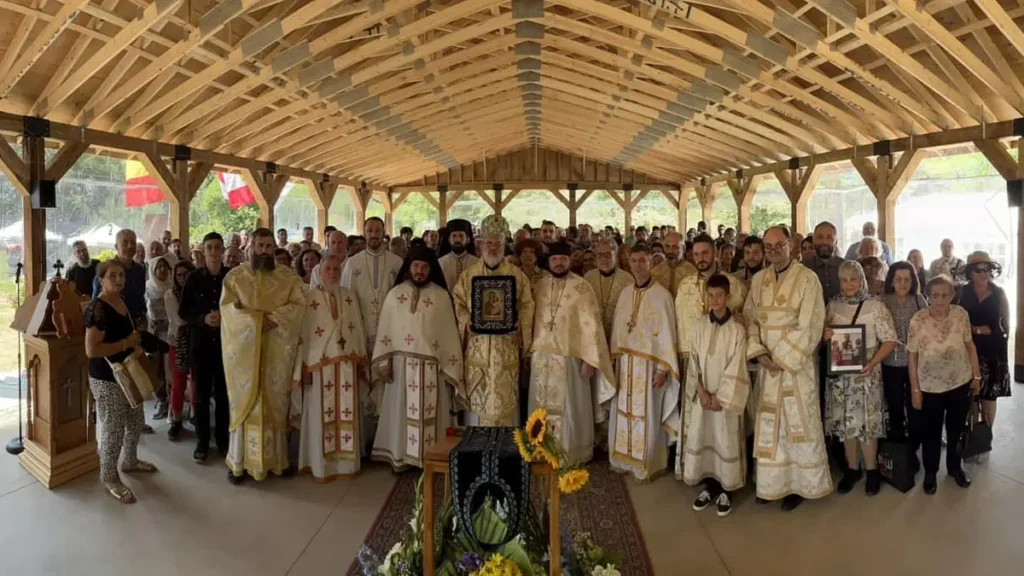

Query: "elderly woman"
<box><xmin>286</xmin><ymin>242</ymin><xmax>302</xmax><ymax>262</ymax></box>
<box><xmin>165</xmin><ymin>260</ymin><xmax>194</xmax><ymax>440</ymax></box>
<box><xmin>145</xmin><ymin>256</ymin><xmax>173</xmax><ymax>421</ymax></box>
<box><xmin>958</xmin><ymin>251</ymin><xmax>1010</xmax><ymax>457</ymax></box>
<box><xmin>879</xmin><ymin>262</ymin><xmax>928</xmax><ymax>468</ymax></box>
<box><xmin>791</xmin><ymin>232</ymin><xmax>805</xmax><ymax>262</ymax></box>
<box><xmin>514</xmin><ymin>237</ymin><xmax>548</xmax><ymax>287</ymax></box>
<box><xmin>857</xmin><ymin>236</ymin><xmax>881</xmax><ymax>260</ymax></box>
<box><xmin>859</xmin><ymin>256</ymin><xmax>887</xmax><ymax>296</ymax></box>
<box><xmin>823</xmin><ymin>261</ymin><xmax>897</xmax><ymax>495</ymax></box>
<box><xmin>85</xmin><ymin>260</ymin><xmax>156</xmax><ymax>503</ymax></box>
<box><xmin>908</xmin><ymin>275</ymin><xmax>980</xmax><ymax>493</ymax></box>
<box><xmin>190</xmin><ymin>248</ymin><xmax>204</xmax><ymax>269</ymax></box>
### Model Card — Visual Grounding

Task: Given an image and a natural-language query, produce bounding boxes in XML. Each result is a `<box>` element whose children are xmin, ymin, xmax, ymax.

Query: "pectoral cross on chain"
<box><xmin>53</xmin><ymin>259</ymin><xmax>65</xmax><ymax>279</ymax></box>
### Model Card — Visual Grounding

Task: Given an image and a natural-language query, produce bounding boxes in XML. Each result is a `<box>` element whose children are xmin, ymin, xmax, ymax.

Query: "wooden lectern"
<box><xmin>10</xmin><ymin>264</ymin><xmax>96</xmax><ymax>488</ymax></box>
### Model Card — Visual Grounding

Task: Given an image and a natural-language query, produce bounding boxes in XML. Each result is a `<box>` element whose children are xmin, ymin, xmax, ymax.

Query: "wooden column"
<box><xmin>242</xmin><ymin>165</ymin><xmax>290</xmax><ymax>231</ymax></box>
<box><xmin>694</xmin><ymin>182</ymin><xmax>714</xmax><ymax>229</ymax></box>
<box><xmin>139</xmin><ymin>152</ymin><xmax>212</xmax><ymax>249</ymax></box>
<box><xmin>851</xmin><ymin>149</ymin><xmax>924</xmax><ymax>247</ymax></box>
<box><xmin>348</xmin><ymin>184</ymin><xmax>372</xmax><ymax>234</ymax></box>
<box><xmin>493</xmin><ymin>184</ymin><xmax>504</xmax><ymax>218</ymax></box>
<box><xmin>727</xmin><ymin>173</ymin><xmax>764</xmax><ymax>233</ymax></box>
<box><xmin>306</xmin><ymin>178</ymin><xmax>338</xmax><ymax>239</ymax></box>
<box><xmin>378</xmin><ymin>190</ymin><xmax>394</xmax><ymax>235</ymax></box>
<box><xmin>975</xmin><ymin>138</ymin><xmax>1024</xmax><ymax>381</ymax></box>
<box><xmin>623</xmin><ymin>188</ymin><xmax>633</xmax><ymax>231</ymax></box>
<box><xmin>676</xmin><ymin>186</ymin><xmax>690</xmax><ymax>232</ymax></box>
<box><xmin>0</xmin><ymin>128</ymin><xmax>86</xmax><ymax>294</ymax></box>
<box><xmin>774</xmin><ymin>162</ymin><xmax>823</xmax><ymax>235</ymax></box>
<box><xmin>437</xmin><ymin>185</ymin><xmax>448</xmax><ymax>228</ymax></box>
<box><xmin>567</xmin><ymin>184</ymin><xmax>578</xmax><ymax>228</ymax></box>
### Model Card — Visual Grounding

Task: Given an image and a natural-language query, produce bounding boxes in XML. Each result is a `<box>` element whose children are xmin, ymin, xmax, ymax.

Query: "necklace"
<box><xmin>547</xmin><ymin>277</ymin><xmax>568</xmax><ymax>331</ymax></box>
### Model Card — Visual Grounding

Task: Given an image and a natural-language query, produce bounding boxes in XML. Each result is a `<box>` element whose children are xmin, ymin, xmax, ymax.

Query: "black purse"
<box><xmin>957</xmin><ymin>398</ymin><xmax>993</xmax><ymax>460</ymax></box>
<box><xmin>876</xmin><ymin>439</ymin><xmax>915</xmax><ymax>493</ymax></box>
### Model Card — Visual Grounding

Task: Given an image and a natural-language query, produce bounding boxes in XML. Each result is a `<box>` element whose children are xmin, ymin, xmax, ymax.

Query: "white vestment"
<box><xmin>608</xmin><ymin>281</ymin><xmax>680</xmax><ymax>481</ymax></box>
<box><xmin>290</xmin><ymin>283</ymin><xmax>367</xmax><ymax>481</ymax></box>
<box><xmin>371</xmin><ymin>281</ymin><xmax>464</xmax><ymax>470</ymax></box>
<box><xmin>528</xmin><ymin>274</ymin><xmax>616</xmax><ymax>464</ymax></box>
<box><xmin>745</xmin><ymin>263</ymin><xmax>832</xmax><ymax>500</ymax></box>
<box><xmin>438</xmin><ymin>252</ymin><xmax>478</xmax><ymax>293</ymax></box>
<box><xmin>678</xmin><ymin>313</ymin><xmax>750</xmax><ymax>490</ymax></box>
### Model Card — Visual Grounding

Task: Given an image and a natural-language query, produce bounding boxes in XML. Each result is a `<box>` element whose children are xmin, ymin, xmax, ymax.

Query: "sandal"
<box><xmin>104</xmin><ymin>482</ymin><xmax>136</xmax><ymax>504</ymax></box>
<box><xmin>121</xmin><ymin>460</ymin><xmax>158</xmax><ymax>474</ymax></box>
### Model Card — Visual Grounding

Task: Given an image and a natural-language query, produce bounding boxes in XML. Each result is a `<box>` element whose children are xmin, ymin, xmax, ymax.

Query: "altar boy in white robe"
<box><xmin>290</xmin><ymin>254</ymin><xmax>368</xmax><ymax>482</ymax></box>
<box><xmin>679</xmin><ymin>274</ymin><xmax>750</xmax><ymax>517</ymax></box>
<box><xmin>608</xmin><ymin>243</ymin><xmax>680</xmax><ymax>482</ymax></box>
<box><xmin>528</xmin><ymin>241</ymin><xmax>616</xmax><ymax>465</ymax></box>
<box><xmin>372</xmin><ymin>245</ymin><xmax>464</xmax><ymax>471</ymax></box>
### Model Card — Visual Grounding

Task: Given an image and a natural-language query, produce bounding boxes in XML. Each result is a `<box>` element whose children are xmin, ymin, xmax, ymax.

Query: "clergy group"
<box><xmin>86</xmin><ymin>217</ymin><xmax>836</xmax><ymax>515</ymax></box>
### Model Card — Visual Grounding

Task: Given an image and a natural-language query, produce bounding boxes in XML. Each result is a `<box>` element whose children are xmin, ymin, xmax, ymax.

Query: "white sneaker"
<box><xmin>692</xmin><ymin>489</ymin><xmax>713</xmax><ymax>511</ymax></box>
<box><xmin>716</xmin><ymin>493</ymin><xmax>732</xmax><ymax>517</ymax></box>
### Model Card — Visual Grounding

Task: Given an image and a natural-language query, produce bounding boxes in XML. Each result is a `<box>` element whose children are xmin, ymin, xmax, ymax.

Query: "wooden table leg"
<box><xmin>424</xmin><ymin>465</ymin><xmax>436</xmax><ymax>576</ymax></box>
<box><xmin>549</xmin><ymin>469</ymin><xmax>560</xmax><ymax>576</ymax></box>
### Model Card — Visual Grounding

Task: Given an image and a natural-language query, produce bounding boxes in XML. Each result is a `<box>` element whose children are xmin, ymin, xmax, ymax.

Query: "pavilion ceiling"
<box><xmin>1</xmin><ymin>0</ymin><xmax>1022</xmax><ymax>189</ymax></box>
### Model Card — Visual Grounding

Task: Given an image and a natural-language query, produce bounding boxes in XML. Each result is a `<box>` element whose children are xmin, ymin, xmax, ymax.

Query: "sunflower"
<box><xmin>513</xmin><ymin>429</ymin><xmax>534</xmax><ymax>463</ymax></box>
<box><xmin>471</xmin><ymin>553</ymin><xmax>523</xmax><ymax>576</ymax></box>
<box><xmin>536</xmin><ymin>445</ymin><xmax>560</xmax><ymax>470</ymax></box>
<box><xmin>525</xmin><ymin>408</ymin><xmax>548</xmax><ymax>446</ymax></box>
<box><xmin>558</xmin><ymin>469</ymin><xmax>590</xmax><ymax>494</ymax></box>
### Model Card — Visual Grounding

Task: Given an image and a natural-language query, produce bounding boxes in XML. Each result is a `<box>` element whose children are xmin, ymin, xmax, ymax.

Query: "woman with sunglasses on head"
<box><xmin>957</xmin><ymin>251</ymin><xmax>1011</xmax><ymax>460</ymax></box>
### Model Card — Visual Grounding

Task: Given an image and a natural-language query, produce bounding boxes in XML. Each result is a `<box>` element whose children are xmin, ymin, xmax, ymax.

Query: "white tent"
<box><xmin>66</xmin><ymin>223</ymin><xmax>120</xmax><ymax>248</ymax></box>
<box><xmin>0</xmin><ymin>220</ymin><xmax>63</xmax><ymax>241</ymax></box>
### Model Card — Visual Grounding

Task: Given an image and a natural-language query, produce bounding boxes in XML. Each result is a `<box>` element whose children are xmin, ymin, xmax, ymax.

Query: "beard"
<box><xmin>696</xmin><ymin>260</ymin><xmax>712</xmax><ymax>272</ymax></box>
<box><xmin>252</xmin><ymin>254</ymin><xmax>276</xmax><ymax>271</ymax></box>
<box><xmin>77</xmin><ymin>256</ymin><xmax>91</xmax><ymax>266</ymax></box>
<box><xmin>411</xmin><ymin>275</ymin><xmax>431</xmax><ymax>287</ymax></box>
<box><xmin>551</xmin><ymin>268</ymin><xmax>569</xmax><ymax>278</ymax></box>
<box><xmin>815</xmin><ymin>244</ymin><xmax>834</xmax><ymax>259</ymax></box>
<box><xmin>451</xmin><ymin>242</ymin><xmax>466</xmax><ymax>255</ymax></box>
<box><xmin>483</xmin><ymin>253</ymin><xmax>503</xmax><ymax>268</ymax></box>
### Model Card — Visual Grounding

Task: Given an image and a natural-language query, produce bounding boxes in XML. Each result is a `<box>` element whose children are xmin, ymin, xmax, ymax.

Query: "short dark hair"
<box><xmin>743</xmin><ymin>236</ymin><xmax>763</xmax><ymax>249</ymax></box>
<box><xmin>365</xmin><ymin>216</ymin><xmax>385</xmax><ymax>228</ymax></box>
<box><xmin>303</xmin><ymin>225</ymin><xmax>314</xmax><ymax>231</ymax></box>
<box><xmin>324</xmin><ymin>225</ymin><xmax>336</xmax><ymax>235</ymax></box>
<box><xmin>636</xmin><ymin>226</ymin><xmax>647</xmax><ymax>234</ymax></box>
<box><xmin>202</xmin><ymin>232</ymin><xmax>223</xmax><ymax>246</ymax></box>
<box><xmin>274</xmin><ymin>248</ymin><xmax>292</xmax><ymax>267</ymax></box>
<box><xmin>707</xmin><ymin>273</ymin><xmax>731</xmax><ymax>294</ymax></box>
<box><xmin>884</xmin><ymin>261</ymin><xmax>921</xmax><ymax>295</ymax></box>
<box><xmin>692</xmin><ymin>233</ymin><xmax>715</xmax><ymax>249</ymax></box>
<box><xmin>400</xmin><ymin>226</ymin><xmax>413</xmax><ymax>236</ymax></box>
<box><xmin>294</xmin><ymin>249</ymin><xmax>321</xmax><ymax>276</ymax></box>
<box><xmin>630</xmin><ymin>242</ymin><xmax>650</xmax><ymax>255</ymax></box>
<box><xmin>252</xmin><ymin>227</ymin><xmax>273</xmax><ymax>240</ymax></box>
<box><xmin>276</xmin><ymin>227</ymin><xmax>287</xmax><ymax>234</ymax></box>
<box><xmin>541</xmin><ymin>220</ymin><xmax>556</xmax><ymax>227</ymax></box>
<box><xmin>650</xmin><ymin>241</ymin><xmax>664</xmax><ymax>251</ymax></box>
<box><xmin>814</xmin><ymin>221</ymin><xmax>837</xmax><ymax>234</ymax></box>
<box><xmin>697</xmin><ymin>221</ymin><xmax>707</xmax><ymax>230</ymax></box>
<box><xmin>801</xmin><ymin>237</ymin><xmax>814</xmax><ymax>247</ymax></box>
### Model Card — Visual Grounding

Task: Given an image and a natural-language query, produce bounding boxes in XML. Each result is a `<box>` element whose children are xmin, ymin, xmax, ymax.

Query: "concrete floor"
<box><xmin>0</xmin><ymin>387</ymin><xmax>1022</xmax><ymax>576</ymax></box>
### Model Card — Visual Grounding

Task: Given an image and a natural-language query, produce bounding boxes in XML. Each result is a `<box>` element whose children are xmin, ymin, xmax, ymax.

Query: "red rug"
<box><xmin>347</xmin><ymin>460</ymin><xmax>654</xmax><ymax>575</ymax></box>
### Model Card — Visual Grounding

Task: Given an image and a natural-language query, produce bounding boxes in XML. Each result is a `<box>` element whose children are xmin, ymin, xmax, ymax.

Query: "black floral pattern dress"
<box><xmin>959</xmin><ymin>284</ymin><xmax>1011</xmax><ymax>400</ymax></box>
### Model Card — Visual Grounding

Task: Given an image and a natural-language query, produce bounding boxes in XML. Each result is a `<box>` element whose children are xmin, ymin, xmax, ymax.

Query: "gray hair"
<box><xmin>597</xmin><ymin>237</ymin><xmax>619</xmax><ymax>264</ymax></box>
<box><xmin>857</xmin><ymin>236</ymin><xmax>880</xmax><ymax>259</ymax></box>
<box><xmin>72</xmin><ymin>240</ymin><xmax>87</xmax><ymax>250</ymax></box>
<box><xmin>837</xmin><ymin>260</ymin><xmax>868</xmax><ymax>302</ymax></box>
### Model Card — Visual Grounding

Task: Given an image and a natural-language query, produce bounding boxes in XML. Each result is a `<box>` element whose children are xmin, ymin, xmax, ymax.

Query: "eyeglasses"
<box><xmin>763</xmin><ymin>242</ymin><xmax>789</xmax><ymax>252</ymax></box>
<box><xmin>972</xmin><ymin>267</ymin><xmax>991</xmax><ymax>274</ymax></box>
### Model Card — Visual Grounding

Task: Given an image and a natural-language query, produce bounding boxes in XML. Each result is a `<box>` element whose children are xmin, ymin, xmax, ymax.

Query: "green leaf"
<box><xmin>498</xmin><ymin>540</ymin><xmax>539</xmax><ymax>576</ymax></box>
<box><xmin>471</xmin><ymin>500</ymin><xmax>509</xmax><ymax>545</ymax></box>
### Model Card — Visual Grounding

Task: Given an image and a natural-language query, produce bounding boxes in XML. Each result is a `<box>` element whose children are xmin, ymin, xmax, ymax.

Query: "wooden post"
<box><xmin>567</xmin><ymin>184</ymin><xmax>578</xmax><ymax>228</ymax></box>
<box><xmin>623</xmin><ymin>188</ymin><xmax>633</xmax><ymax>232</ymax></box>
<box><xmin>139</xmin><ymin>153</ymin><xmax>212</xmax><ymax>250</ymax></box>
<box><xmin>438</xmin><ymin>185</ymin><xmax>449</xmax><ymax>228</ymax></box>
<box><xmin>695</xmin><ymin>182</ymin><xmax>714</xmax><ymax>230</ymax></box>
<box><xmin>307</xmin><ymin>178</ymin><xmax>338</xmax><ymax>238</ymax></box>
<box><xmin>349</xmin><ymin>184</ymin><xmax>372</xmax><ymax>234</ymax></box>
<box><xmin>851</xmin><ymin>149</ymin><xmax>924</xmax><ymax>247</ymax></box>
<box><xmin>677</xmin><ymin>186</ymin><xmax>689</xmax><ymax>233</ymax></box>
<box><xmin>774</xmin><ymin>163</ymin><xmax>824</xmax><ymax>235</ymax></box>
<box><xmin>242</xmin><ymin>166</ymin><xmax>290</xmax><ymax>231</ymax></box>
<box><xmin>0</xmin><ymin>128</ymin><xmax>86</xmax><ymax>294</ymax></box>
<box><xmin>727</xmin><ymin>173</ymin><xmax>764</xmax><ymax>234</ymax></box>
<box><xmin>974</xmin><ymin>138</ymin><xmax>1024</xmax><ymax>381</ymax></box>
<box><xmin>493</xmin><ymin>184</ymin><xmax>504</xmax><ymax>218</ymax></box>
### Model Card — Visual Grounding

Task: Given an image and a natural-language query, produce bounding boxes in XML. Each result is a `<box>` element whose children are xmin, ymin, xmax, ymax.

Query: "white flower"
<box><xmin>379</xmin><ymin>542</ymin><xmax>403</xmax><ymax>575</ymax></box>
<box><xmin>592</xmin><ymin>565</ymin><xmax>621</xmax><ymax>576</ymax></box>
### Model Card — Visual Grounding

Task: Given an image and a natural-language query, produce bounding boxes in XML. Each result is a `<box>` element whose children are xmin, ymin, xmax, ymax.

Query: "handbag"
<box><xmin>957</xmin><ymin>398</ymin><xmax>993</xmax><ymax>460</ymax></box>
<box><xmin>876</xmin><ymin>439</ymin><xmax>915</xmax><ymax>493</ymax></box>
<box><xmin>106</xmin><ymin>313</ymin><xmax>157</xmax><ymax>408</ymax></box>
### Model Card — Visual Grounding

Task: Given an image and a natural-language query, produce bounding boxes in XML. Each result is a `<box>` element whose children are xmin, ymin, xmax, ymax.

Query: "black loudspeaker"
<box><xmin>31</xmin><ymin>179</ymin><xmax>56</xmax><ymax>209</ymax></box>
<box><xmin>1008</xmin><ymin>179</ymin><xmax>1022</xmax><ymax>208</ymax></box>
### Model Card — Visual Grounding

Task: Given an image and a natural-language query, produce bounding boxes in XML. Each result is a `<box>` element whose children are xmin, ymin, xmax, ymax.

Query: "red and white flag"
<box><xmin>218</xmin><ymin>172</ymin><xmax>256</xmax><ymax>210</ymax></box>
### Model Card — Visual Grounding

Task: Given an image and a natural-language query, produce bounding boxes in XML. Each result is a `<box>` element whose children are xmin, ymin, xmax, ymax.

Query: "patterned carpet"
<box><xmin>347</xmin><ymin>460</ymin><xmax>654</xmax><ymax>575</ymax></box>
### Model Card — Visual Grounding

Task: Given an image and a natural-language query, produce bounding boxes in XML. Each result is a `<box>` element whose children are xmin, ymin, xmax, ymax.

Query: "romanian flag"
<box><xmin>218</xmin><ymin>171</ymin><xmax>256</xmax><ymax>210</ymax></box>
<box><xmin>124</xmin><ymin>160</ymin><xmax>164</xmax><ymax>207</ymax></box>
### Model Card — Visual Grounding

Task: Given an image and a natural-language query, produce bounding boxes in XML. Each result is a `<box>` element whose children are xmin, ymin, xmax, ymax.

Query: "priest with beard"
<box><xmin>221</xmin><ymin>228</ymin><xmax>306</xmax><ymax>484</ymax></box>
<box><xmin>438</xmin><ymin>219</ymin><xmax>477</xmax><ymax>291</ymax></box>
<box><xmin>528</xmin><ymin>241</ymin><xmax>615</xmax><ymax>464</ymax></box>
<box><xmin>453</xmin><ymin>215</ymin><xmax>534</xmax><ymax>426</ymax></box>
<box><xmin>584</xmin><ymin>238</ymin><xmax>633</xmax><ymax>341</ymax></box>
<box><xmin>371</xmin><ymin>245</ymin><xmax>464</xmax><ymax>471</ymax></box>
<box><xmin>675</xmin><ymin>234</ymin><xmax>747</xmax><ymax>362</ymax></box>
<box><xmin>651</xmin><ymin>231</ymin><xmax>696</xmax><ymax>298</ymax></box>
<box><xmin>291</xmin><ymin>254</ymin><xmax>367</xmax><ymax>481</ymax></box>
<box><xmin>608</xmin><ymin>243</ymin><xmax>680</xmax><ymax>481</ymax></box>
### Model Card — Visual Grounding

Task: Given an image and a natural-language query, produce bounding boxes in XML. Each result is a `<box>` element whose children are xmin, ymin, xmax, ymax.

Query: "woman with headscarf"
<box><xmin>165</xmin><ymin>260</ymin><xmax>195</xmax><ymax>440</ymax></box>
<box><xmin>146</xmin><ymin>255</ymin><xmax>174</xmax><ymax>421</ymax></box>
<box><xmin>958</xmin><ymin>251</ymin><xmax>1011</xmax><ymax>457</ymax></box>
<box><xmin>822</xmin><ymin>261</ymin><xmax>897</xmax><ymax>496</ymax></box>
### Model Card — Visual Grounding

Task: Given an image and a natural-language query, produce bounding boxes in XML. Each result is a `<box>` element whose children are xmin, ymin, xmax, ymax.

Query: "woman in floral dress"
<box><xmin>824</xmin><ymin>261</ymin><xmax>897</xmax><ymax>496</ymax></box>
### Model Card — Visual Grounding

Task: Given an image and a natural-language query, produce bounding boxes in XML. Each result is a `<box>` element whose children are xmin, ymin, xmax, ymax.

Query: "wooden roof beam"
<box><xmin>0</xmin><ymin>0</ymin><xmax>91</xmax><ymax>99</ymax></box>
